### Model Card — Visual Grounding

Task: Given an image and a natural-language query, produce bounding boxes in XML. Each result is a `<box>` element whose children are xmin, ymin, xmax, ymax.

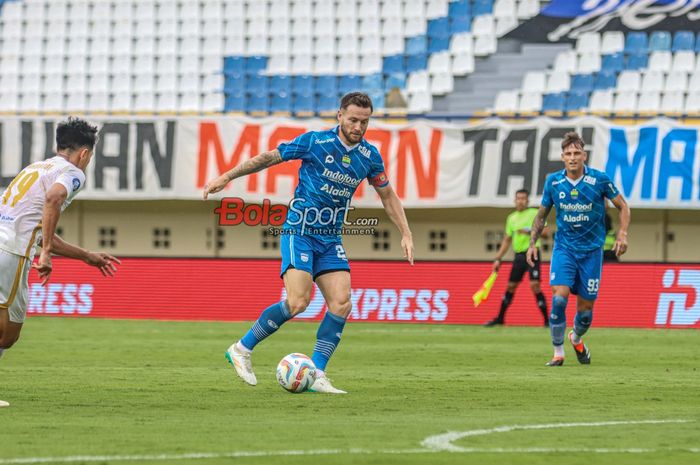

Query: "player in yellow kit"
<box><xmin>0</xmin><ymin>117</ymin><xmax>120</xmax><ymax>408</ymax></box>
<box><xmin>485</xmin><ymin>189</ymin><xmax>549</xmax><ymax>327</ymax></box>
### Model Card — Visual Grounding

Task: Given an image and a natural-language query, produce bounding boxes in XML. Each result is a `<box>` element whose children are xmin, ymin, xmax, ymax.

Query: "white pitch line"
<box><xmin>0</xmin><ymin>419</ymin><xmax>695</xmax><ymax>464</ymax></box>
<box><xmin>421</xmin><ymin>419</ymin><xmax>694</xmax><ymax>452</ymax></box>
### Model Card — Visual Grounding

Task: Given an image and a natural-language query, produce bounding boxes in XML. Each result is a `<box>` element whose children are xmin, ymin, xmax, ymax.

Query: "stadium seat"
<box><xmin>314</xmin><ymin>76</ymin><xmax>337</xmax><ymax>96</ymax></box>
<box><xmin>472</xmin><ymin>15</ymin><xmax>495</xmax><ymax>36</ymax></box>
<box><xmin>224</xmin><ymin>73</ymin><xmax>244</xmax><ymax>94</ymax></box>
<box><xmin>685</xmin><ymin>91</ymin><xmax>700</xmax><ymax>114</ymax></box>
<box><xmin>672</xmin><ymin>51</ymin><xmax>696</xmax><ymax>72</ymax></box>
<box><xmin>571</xmin><ymin>74</ymin><xmax>594</xmax><ymax>93</ymax></box>
<box><xmin>649</xmin><ymin>31</ymin><xmax>672</xmax><ymax>51</ymax></box>
<box><xmin>665</xmin><ymin>71</ymin><xmax>688</xmax><ymax>92</ymax></box>
<box><xmin>451</xmin><ymin>32</ymin><xmax>474</xmax><ymax>54</ymax></box>
<box><xmin>224</xmin><ymin>91</ymin><xmax>245</xmax><ymax>112</ymax></box>
<box><xmin>367</xmin><ymin>89</ymin><xmax>385</xmax><ymax>109</ymax></box>
<box><xmin>292</xmin><ymin>92</ymin><xmax>314</xmax><ymax>114</ymax></box>
<box><xmin>110</xmin><ymin>92</ymin><xmax>133</xmax><ymax>113</ymax></box>
<box><xmin>86</xmin><ymin>92</ymin><xmax>109</xmax><ymax>113</ymax></box>
<box><xmin>696</xmin><ymin>33</ymin><xmax>700</xmax><ymax>52</ymax></box>
<box><xmin>224</xmin><ymin>56</ymin><xmax>245</xmax><ymax>76</ymax></box>
<box><xmin>641</xmin><ymin>70</ymin><xmax>665</xmax><ymax>92</ymax></box>
<box><xmin>428</xmin><ymin>52</ymin><xmax>451</xmax><ymax>74</ymax></box>
<box><xmin>383</xmin><ymin>55</ymin><xmax>405</xmax><ymax>74</ymax></box>
<box><xmin>518</xmin><ymin>92</ymin><xmax>542</xmax><ymax>114</ymax></box>
<box><xmin>155</xmin><ymin>92</ymin><xmax>177</xmax><ymax>112</ymax></box>
<box><xmin>313</xmin><ymin>54</ymin><xmax>336</xmax><ymax>75</ymax></box>
<box><xmin>362</xmin><ymin>73</ymin><xmax>384</xmax><ymax>92</ymax></box>
<box><xmin>245</xmin><ymin>56</ymin><xmax>268</xmax><ymax>75</ymax></box>
<box><xmin>546</xmin><ymin>72</ymin><xmax>570</xmax><ymax>93</ymax></box>
<box><xmin>689</xmin><ymin>71</ymin><xmax>700</xmax><ymax>91</ymax></box>
<box><xmin>542</xmin><ymin>92</ymin><xmax>565</xmax><ymax>114</ymax></box>
<box><xmin>317</xmin><ymin>93</ymin><xmax>338</xmax><ymax>113</ymax></box>
<box><xmin>406</xmin><ymin>37</ymin><xmax>428</xmax><ymax>56</ymax></box>
<box><xmin>565</xmin><ymin>91</ymin><xmax>590</xmax><ymax>112</ymax></box>
<box><xmin>336</xmin><ymin>55</ymin><xmax>360</xmax><ymax>75</ymax></box>
<box><xmin>246</xmin><ymin>92</ymin><xmax>269</xmax><ymax>114</ymax></box>
<box><xmin>449</xmin><ymin>0</ymin><xmax>470</xmax><ymax>17</ymax></box>
<box><xmin>430</xmin><ymin>72</ymin><xmax>454</xmax><ymax>95</ymax></box>
<box><xmin>672</xmin><ymin>30</ymin><xmax>695</xmax><ymax>51</ymax></box>
<box><xmin>407</xmin><ymin>71</ymin><xmax>430</xmax><ymax>93</ymax></box>
<box><xmin>577</xmin><ymin>53</ymin><xmax>602</xmax><ymax>74</ymax></box>
<box><xmin>406</xmin><ymin>53</ymin><xmax>428</xmax><ymax>73</ymax></box>
<box><xmin>474</xmin><ymin>35</ymin><xmax>497</xmax><ymax>56</ymax></box>
<box><xmin>625</xmin><ymin>52</ymin><xmax>649</xmax><ymax>70</ymax></box>
<box><xmin>637</xmin><ymin>91</ymin><xmax>661</xmax><ymax>114</ymax></box>
<box><xmin>553</xmin><ymin>51</ymin><xmax>577</xmax><ymax>73</ymax></box>
<box><xmin>602</xmin><ymin>53</ymin><xmax>624</xmax><ymax>72</ymax></box>
<box><xmin>292</xmin><ymin>75</ymin><xmax>314</xmax><ymax>96</ymax></box>
<box><xmin>245</xmin><ymin>75</ymin><xmax>268</xmax><ymax>95</ymax></box>
<box><xmin>43</xmin><ymin>92</ymin><xmax>65</xmax><ymax>113</ymax></box>
<box><xmin>589</xmin><ymin>90</ymin><xmax>614</xmax><ymax>113</ymax></box>
<box><xmin>267</xmin><ymin>55</ymin><xmax>291</xmax><ymax>75</ymax></box>
<box><xmin>496</xmin><ymin>15</ymin><xmax>518</xmax><ymax>36</ymax></box>
<box><xmin>594</xmin><ymin>70</ymin><xmax>617</xmax><ymax>90</ymax></box>
<box><xmin>427</xmin><ymin>17</ymin><xmax>450</xmax><ymax>38</ymax></box>
<box><xmin>576</xmin><ymin>32</ymin><xmax>601</xmax><ymax>54</ymax></box>
<box><xmin>624</xmin><ymin>32</ymin><xmax>648</xmax><ymax>54</ymax></box>
<box><xmin>613</xmin><ymin>91</ymin><xmax>637</xmax><ymax>114</ymax></box>
<box><xmin>270</xmin><ymin>93</ymin><xmax>292</xmax><ymax>114</ymax></box>
<box><xmin>474</xmin><ymin>0</ymin><xmax>494</xmax><ymax>16</ymax></box>
<box><xmin>381</xmin><ymin>19</ymin><xmax>404</xmax><ymax>38</ymax></box>
<box><xmin>408</xmin><ymin>91</ymin><xmax>433</xmax><ymax>113</ymax></box>
<box><xmin>384</xmin><ymin>72</ymin><xmax>406</xmax><ymax>91</ymax></box>
<box><xmin>202</xmin><ymin>74</ymin><xmax>224</xmax><ymax>93</ymax></box>
<box><xmin>648</xmin><ymin>51</ymin><xmax>672</xmax><ymax>71</ymax></box>
<box><xmin>338</xmin><ymin>75</ymin><xmax>362</xmax><ymax>93</ymax></box>
<box><xmin>0</xmin><ymin>92</ymin><xmax>18</xmax><ymax>112</ymax></box>
<box><xmin>616</xmin><ymin>70</ymin><xmax>641</xmax><ymax>92</ymax></box>
<box><xmin>601</xmin><ymin>31</ymin><xmax>625</xmax><ymax>54</ymax></box>
<box><xmin>426</xmin><ymin>0</ymin><xmax>449</xmax><ymax>19</ymax></box>
<box><xmin>661</xmin><ymin>91</ymin><xmax>685</xmax><ymax>114</ymax></box>
<box><xmin>291</xmin><ymin>55</ymin><xmax>313</xmax><ymax>74</ymax></box>
<box><xmin>493</xmin><ymin>90</ymin><xmax>518</xmax><ymax>113</ymax></box>
<box><xmin>450</xmin><ymin>15</ymin><xmax>472</xmax><ymax>34</ymax></box>
<box><xmin>452</xmin><ymin>52</ymin><xmax>475</xmax><ymax>75</ymax></box>
<box><xmin>314</xmin><ymin>36</ymin><xmax>335</xmax><ymax>56</ymax></box>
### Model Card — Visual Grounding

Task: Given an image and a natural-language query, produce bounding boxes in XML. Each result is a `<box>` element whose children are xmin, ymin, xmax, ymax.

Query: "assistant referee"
<box><xmin>485</xmin><ymin>189</ymin><xmax>549</xmax><ymax>326</ymax></box>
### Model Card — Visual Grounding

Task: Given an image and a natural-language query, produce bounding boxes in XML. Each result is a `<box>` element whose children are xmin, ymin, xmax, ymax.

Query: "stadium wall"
<box><xmin>26</xmin><ymin>257</ymin><xmax>700</xmax><ymax>329</ymax></box>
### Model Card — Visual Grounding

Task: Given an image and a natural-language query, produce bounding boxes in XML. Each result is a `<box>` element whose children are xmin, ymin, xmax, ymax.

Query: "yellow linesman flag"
<box><xmin>472</xmin><ymin>272</ymin><xmax>498</xmax><ymax>307</ymax></box>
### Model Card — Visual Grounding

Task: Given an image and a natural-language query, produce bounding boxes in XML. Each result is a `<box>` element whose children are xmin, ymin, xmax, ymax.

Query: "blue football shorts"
<box><xmin>549</xmin><ymin>244</ymin><xmax>603</xmax><ymax>300</ymax></box>
<box><xmin>280</xmin><ymin>233</ymin><xmax>350</xmax><ymax>280</ymax></box>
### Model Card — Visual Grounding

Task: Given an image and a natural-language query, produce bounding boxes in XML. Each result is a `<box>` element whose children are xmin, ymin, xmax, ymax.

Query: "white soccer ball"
<box><xmin>276</xmin><ymin>353</ymin><xmax>317</xmax><ymax>393</ymax></box>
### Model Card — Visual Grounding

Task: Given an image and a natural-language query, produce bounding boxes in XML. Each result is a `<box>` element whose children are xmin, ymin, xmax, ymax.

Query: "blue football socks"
<box><xmin>573</xmin><ymin>310</ymin><xmax>593</xmax><ymax>341</ymax></box>
<box><xmin>311</xmin><ymin>311</ymin><xmax>347</xmax><ymax>371</ymax></box>
<box><xmin>550</xmin><ymin>295</ymin><xmax>568</xmax><ymax>347</ymax></box>
<box><xmin>240</xmin><ymin>301</ymin><xmax>292</xmax><ymax>351</ymax></box>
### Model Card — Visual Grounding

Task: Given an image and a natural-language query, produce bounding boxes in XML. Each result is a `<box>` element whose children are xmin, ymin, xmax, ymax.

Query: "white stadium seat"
<box><xmin>641</xmin><ymin>71</ymin><xmax>665</xmax><ymax>92</ymax></box>
<box><xmin>408</xmin><ymin>92</ymin><xmax>432</xmax><ymax>113</ymax></box>
<box><xmin>661</xmin><ymin>91</ymin><xmax>685</xmax><ymax>114</ymax></box>
<box><xmin>664</xmin><ymin>71</ymin><xmax>688</xmax><ymax>92</ymax></box>
<box><xmin>407</xmin><ymin>71</ymin><xmax>430</xmax><ymax>93</ymax></box>
<box><xmin>617</xmin><ymin>71</ymin><xmax>641</xmax><ymax>92</ymax></box>
<box><xmin>494</xmin><ymin>90</ymin><xmax>519</xmax><ymax>113</ymax></box>
<box><xmin>637</xmin><ymin>91</ymin><xmax>661</xmax><ymax>114</ymax></box>
<box><xmin>672</xmin><ymin>51</ymin><xmax>696</xmax><ymax>72</ymax></box>
<box><xmin>589</xmin><ymin>90</ymin><xmax>614</xmax><ymax>113</ymax></box>
<box><xmin>452</xmin><ymin>52</ymin><xmax>475</xmax><ymax>75</ymax></box>
<box><xmin>546</xmin><ymin>71</ymin><xmax>570</xmax><ymax>93</ymax></box>
<box><xmin>576</xmin><ymin>32</ymin><xmax>601</xmax><ymax>54</ymax></box>
<box><xmin>518</xmin><ymin>92</ymin><xmax>543</xmax><ymax>113</ymax></box>
<box><xmin>685</xmin><ymin>92</ymin><xmax>700</xmax><ymax>113</ymax></box>
<box><xmin>613</xmin><ymin>91</ymin><xmax>637</xmax><ymax>113</ymax></box>
<box><xmin>601</xmin><ymin>31</ymin><xmax>625</xmax><ymax>54</ymax></box>
<box><xmin>649</xmin><ymin>51</ymin><xmax>672</xmax><ymax>71</ymax></box>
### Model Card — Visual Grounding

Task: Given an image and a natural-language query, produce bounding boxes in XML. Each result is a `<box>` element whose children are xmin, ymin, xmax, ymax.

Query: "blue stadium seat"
<box><xmin>448</xmin><ymin>0</ymin><xmax>470</xmax><ymax>17</ymax></box>
<box><xmin>270</xmin><ymin>93</ymin><xmax>292</xmax><ymax>113</ymax></box>
<box><xmin>293</xmin><ymin>93</ymin><xmax>315</xmax><ymax>114</ymax></box>
<box><xmin>362</xmin><ymin>73</ymin><xmax>384</xmax><ymax>92</ymax></box>
<box><xmin>601</xmin><ymin>53</ymin><xmax>624</xmax><ymax>72</ymax></box>
<box><xmin>224</xmin><ymin>73</ymin><xmax>245</xmax><ymax>93</ymax></box>
<box><xmin>245</xmin><ymin>56</ymin><xmax>268</xmax><ymax>75</ymax></box>
<box><xmin>406</xmin><ymin>53</ymin><xmax>428</xmax><ymax>72</ymax></box>
<box><xmin>405</xmin><ymin>36</ymin><xmax>428</xmax><ymax>56</ymax></box>
<box><xmin>696</xmin><ymin>33</ymin><xmax>700</xmax><ymax>52</ymax></box>
<box><xmin>624</xmin><ymin>32</ymin><xmax>648</xmax><ymax>54</ymax></box>
<box><xmin>246</xmin><ymin>92</ymin><xmax>269</xmax><ymax>113</ymax></box>
<box><xmin>542</xmin><ymin>92</ymin><xmax>566</xmax><ymax>113</ymax></box>
<box><xmin>566</xmin><ymin>91</ymin><xmax>590</xmax><ymax>112</ymax></box>
<box><xmin>672</xmin><ymin>30</ymin><xmax>695</xmax><ymax>51</ymax></box>
<box><xmin>384</xmin><ymin>72</ymin><xmax>406</xmax><ymax>91</ymax></box>
<box><xmin>224</xmin><ymin>92</ymin><xmax>245</xmax><ymax>112</ymax></box>
<box><xmin>245</xmin><ymin>75</ymin><xmax>268</xmax><ymax>95</ymax></box>
<box><xmin>270</xmin><ymin>75</ymin><xmax>292</xmax><ymax>95</ymax></box>
<box><xmin>223</xmin><ymin>56</ymin><xmax>245</xmax><ymax>76</ymax></box>
<box><xmin>317</xmin><ymin>94</ymin><xmax>337</xmax><ymax>113</ymax></box>
<box><xmin>367</xmin><ymin>90</ymin><xmax>385</xmax><ymax>109</ymax></box>
<box><xmin>292</xmin><ymin>75</ymin><xmax>314</xmax><ymax>95</ymax></box>
<box><xmin>428</xmin><ymin>37</ymin><xmax>450</xmax><ymax>53</ymax></box>
<box><xmin>427</xmin><ymin>18</ymin><xmax>450</xmax><ymax>38</ymax></box>
<box><xmin>594</xmin><ymin>70</ymin><xmax>617</xmax><ymax>90</ymax></box>
<box><xmin>383</xmin><ymin>55</ymin><xmax>405</xmax><ymax>74</ymax></box>
<box><xmin>450</xmin><ymin>15</ymin><xmax>472</xmax><ymax>34</ymax></box>
<box><xmin>338</xmin><ymin>75</ymin><xmax>362</xmax><ymax>93</ymax></box>
<box><xmin>473</xmin><ymin>0</ymin><xmax>493</xmax><ymax>16</ymax></box>
<box><xmin>571</xmin><ymin>74</ymin><xmax>594</xmax><ymax>93</ymax></box>
<box><xmin>315</xmin><ymin>76</ymin><xmax>337</xmax><ymax>96</ymax></box>
<box><xmin>625</xmin><ymin>52</ymin><xmax>648</xmax><ymax>70</ymax></box>
<box><xmin>649</xmin><ymin>31</ymin><xmax>672</xmax><ymax>51</ymax></box>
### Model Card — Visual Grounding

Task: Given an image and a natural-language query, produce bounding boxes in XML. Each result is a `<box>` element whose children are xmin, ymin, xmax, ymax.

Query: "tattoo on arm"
<box><xmin>530</xmin><ymin>206</ymin><xmax>551</xmax><ymax>247</ymax></box>
<box><xmin>226</xmin><ymin>150</ymin><xmax>283</xmax><ymax>181</ymax></box>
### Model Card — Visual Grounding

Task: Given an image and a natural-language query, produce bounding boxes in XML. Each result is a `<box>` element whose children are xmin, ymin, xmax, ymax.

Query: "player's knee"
<box><xmin>286</xmin><ymin>296</ymin><xmax>311</xmax><ymax>316</ymax></box>
<box><xmin>529</xmin><ymin>281</ymin><xmax>541</xmax><ymax>293</ymax></box>
<box><xmin>577</xmin><ymin>310</ymin><xmax>593</xmax><ymax>326</ymax></box>
<box><xmin>506</xmin><ymin>282</ymin><xmax>518</xmax><ymax>292</ymax></box>
<box><xmin>329</xmin><ymin>299</ymin><xmax>352</xmax><ymax>318</ymax></box>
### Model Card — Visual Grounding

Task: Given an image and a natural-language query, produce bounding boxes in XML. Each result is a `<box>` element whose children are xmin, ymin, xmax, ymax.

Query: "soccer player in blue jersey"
<box><xmin>527</xmin><ymin>132</ymin><xmax>630</xmax><ymax>366</ymax></box>
<box><xmin>203</xmin><ymin>93</ymin><xmax>414</xmax><ymax>393</ymax></box>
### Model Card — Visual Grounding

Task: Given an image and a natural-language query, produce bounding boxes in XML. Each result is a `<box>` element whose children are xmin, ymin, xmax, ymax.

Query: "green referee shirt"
<box><xmin>505</xmin><ymin>208</ymin><xmax>540</xmax><ymax>253</ymax></box>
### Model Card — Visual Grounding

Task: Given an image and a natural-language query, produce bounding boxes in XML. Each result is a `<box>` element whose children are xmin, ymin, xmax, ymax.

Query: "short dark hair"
<box><xmin>516</xmin><ymin>189</ymin><xmax>529</xmax><ymax>196</ymax></box>
<box><xmin>340</xmin><ymin>92</ymin><xmax>373</xmax><ymax>112</ymax></box>
<box><xmin>561</xmin><ymin>131</ymin><xmax>585</xmax><ymax>151</ymax></box>
<box><xmin>56</xmin><ymin>116</ymin><xmax>99</xmax><ymax>152</ymax></box>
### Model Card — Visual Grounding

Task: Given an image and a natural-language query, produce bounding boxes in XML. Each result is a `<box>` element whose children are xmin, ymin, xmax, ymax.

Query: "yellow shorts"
<box><xmin>0</xmin><ymin>248</ymin><xmax>30</xmax><ymax>324</ymax></box>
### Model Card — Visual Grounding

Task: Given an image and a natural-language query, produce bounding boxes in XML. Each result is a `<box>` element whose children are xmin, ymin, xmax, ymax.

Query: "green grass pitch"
<box><xmin>1</xmin><ymin>317</ymin><xmax>698</xmax><ymax>465</ymax></box>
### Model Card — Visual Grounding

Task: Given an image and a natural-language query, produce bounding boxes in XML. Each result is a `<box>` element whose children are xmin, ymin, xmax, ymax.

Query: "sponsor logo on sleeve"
<box><xmin>72</xmin><ymin>177</ymin><xmax>81</xmax><ymax>192</ymax></box>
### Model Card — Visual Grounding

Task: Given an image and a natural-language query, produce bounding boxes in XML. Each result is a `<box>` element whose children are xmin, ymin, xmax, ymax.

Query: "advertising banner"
<box><xmin>27</xmin><ymin>257</ymin><xmax>700</xmax><ymax>329</ymax></box>
<box><xmin>1</xmin><ymin>116</ymin><xmax>699</xmax><ymax>208</ymax></box>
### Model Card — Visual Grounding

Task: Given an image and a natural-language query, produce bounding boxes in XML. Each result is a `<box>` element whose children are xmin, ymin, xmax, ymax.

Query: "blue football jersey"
<box><xmin>277</xmin><ymin>126</ymin><xmax>388</xmax><ymax>243</ymax></box>
<box><xmin>541</xmin><ymin>166</ymin><xmax>620</xmax><ymax>252</ymax></box>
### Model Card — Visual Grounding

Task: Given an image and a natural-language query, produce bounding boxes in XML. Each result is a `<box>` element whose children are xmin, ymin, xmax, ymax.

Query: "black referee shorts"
<box><xmin>508</xmin><ymin>251</ymin><xmax>541</xmax><ymax>283</ymax></box>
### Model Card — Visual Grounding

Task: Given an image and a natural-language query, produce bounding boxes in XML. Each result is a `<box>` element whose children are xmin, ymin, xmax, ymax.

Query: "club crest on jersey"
<box><xmin>570</xmin><ymin>188</ymin><xmax>579</xmax><ymax>199</ymax></box>
<box><xmin>325</xmin><ymin>155</ymin><xmax>334</xmax><ymax>164</ymax></box>
<box><xmin>300</xmin><ymin>253</ymin><xmax>309</xmax><ymax>262</ymax></box>
<box><xmin>341</xmin><ymin>154</ymin><xmax>351</xmax><ymax>167</ymax></box>
<box><xmin>71</xmin><ymin>177</ymin><xmax>81</xmax><ymax>191</ymax></box>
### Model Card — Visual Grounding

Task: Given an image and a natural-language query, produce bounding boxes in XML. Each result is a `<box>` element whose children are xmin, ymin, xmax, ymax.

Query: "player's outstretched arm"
<box><xmin>202</xmin><ymin>149</ymin><xmax>284</xmax><ymax>199</ymax></box>
<box><xmin>610</xmin><ymin>194</ymin><xmax>631</xmax><ymax>256</ymax></box>
<box><xmin>374</xmin><ymin>184</ymin><xmax>414</xmax><ymax>265</ymax></box>
<box><xmin>47</xmin><ymin>235</ymin><xmax>121</xmax><ymax>277</ymax></box>
<box><xmin>527</xmin><ymin>205</ymin><xmax>551</xmax><ymax>266</ymax></box>
<box><xmin>33</xmin><ymin>184</ymin><xmax>68</xmax><ymax>285</ymax></box>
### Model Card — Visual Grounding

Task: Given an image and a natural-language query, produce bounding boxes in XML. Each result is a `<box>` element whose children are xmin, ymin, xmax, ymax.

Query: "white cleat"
<box><xmin>0</xmin><ymin>400</ymin><xmax>9</xmax><ymax>408</ymax></box>
<box><xmin>310</xmin><ymin>375</ymin><xmax>347</xmax><ymax>394</ymax></box>
<box><xmin>225</xmin><ymin>343</ymin><xmax>257</xmax><ymax>386</ymax></box>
